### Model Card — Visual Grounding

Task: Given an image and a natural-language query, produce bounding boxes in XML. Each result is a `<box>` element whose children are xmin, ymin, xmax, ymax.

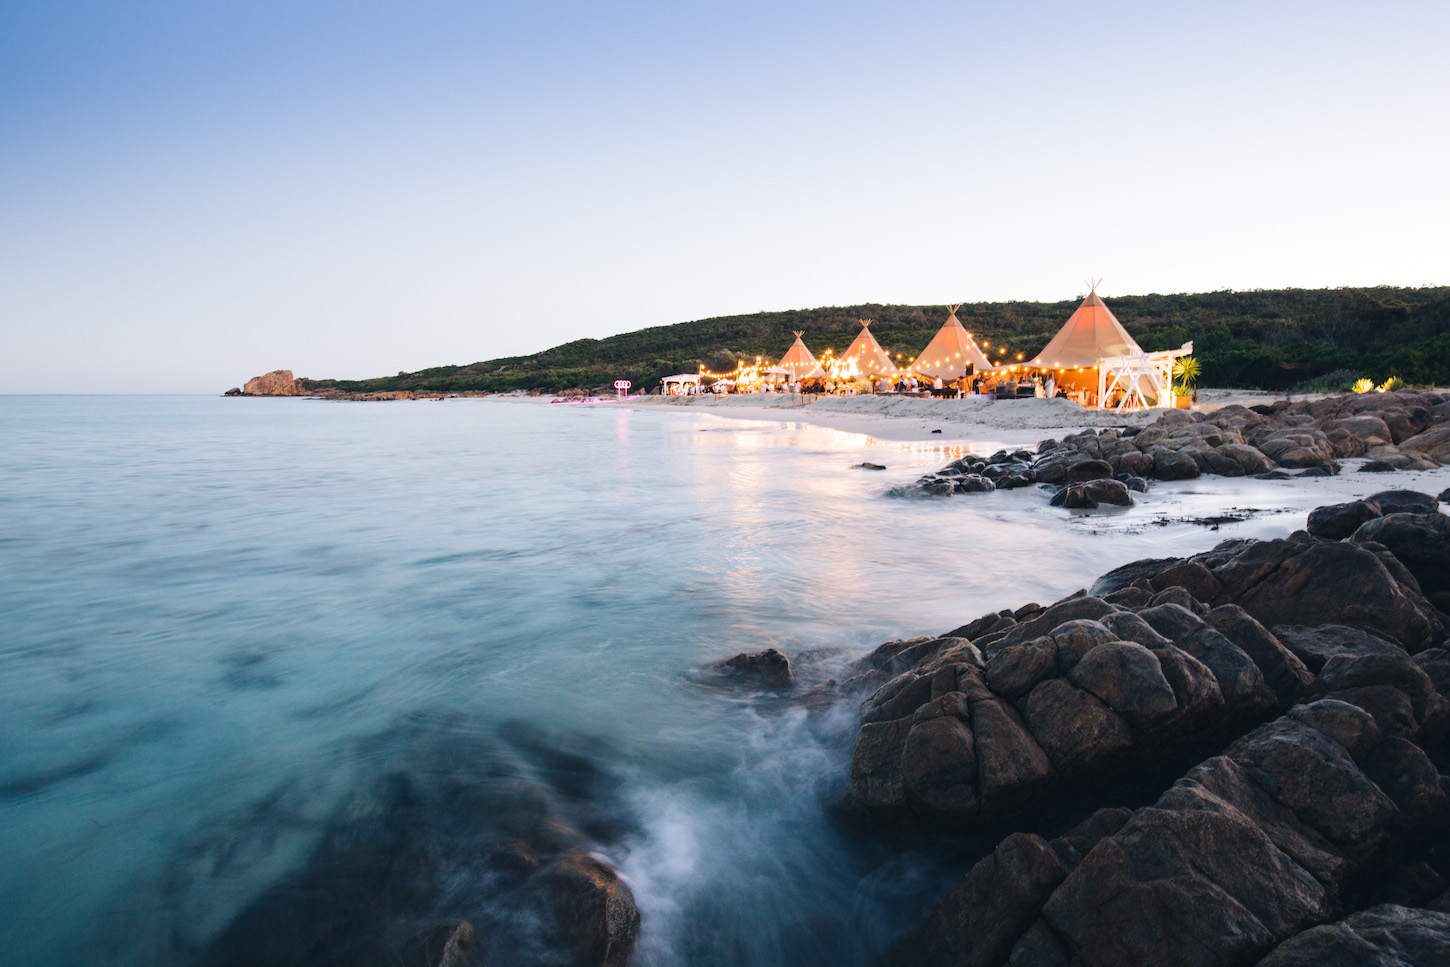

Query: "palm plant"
<box><xmin>1172</xmin><ymin>356</ymin><xmax>1201</xmax><ymax>394</ymax></box>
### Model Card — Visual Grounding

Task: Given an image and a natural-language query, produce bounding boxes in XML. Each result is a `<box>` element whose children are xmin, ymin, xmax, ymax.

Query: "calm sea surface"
<box><xmin>1</xmin><ymin>396</ymin><xmax>1315</xmax><ymax>965</ymax></box>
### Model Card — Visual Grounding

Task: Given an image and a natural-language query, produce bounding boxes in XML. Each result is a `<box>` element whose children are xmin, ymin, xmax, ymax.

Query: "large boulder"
<box><xmin>1256</xmin><ymin>904</ymin><xmax>1450</xmax><ymax>967</ymax></box>
<box><xmin>1381</xmin><ymin>406</ymin><xmax>1436</xmax><ymax>444</ymax></box>
<box><xmin>1217</xmin><ymin>443</ymin><xmax>1276</xmax><ymax>475</ymax></box>
<box><xmin>537</xmin><ymin>853</ymin><xmax>641</xmax><ymax>967</ymax></box>
<box><xmin>1308</xmin><ymin>651</ymin><xmax>1448</xmax><ymax>745</ymax></box>
<box><xmin>709</xmin><ymin>648</ymin><xmax>794</xmax><ymax>688</ymax></box>
<box><xmin>1066</xmin><ymin>641</ymin><xmax>1179</xmax><ymax>729</ymax></box>
<box><xmin>1255</xmin><ymin>428</ymin><xmax>1335</xmax><ymax>468</ymax></box>
<box><xmin>881</xmin><ymin>832</ymin><xmax>1072</xmax><ymax>967</ymax></box>
<box><xmin>1271</xmin><ymin>624</ymin><xmax>1408</xmax><ymax>672</ymax></box>
<box><xmin>1212</xmin><ymin>539</ymin><xmax>1445</xmax><ymax>652</ymax></box>
<box><xmin>969</xmin><ymin>689</ymin><xmax>1058</xmax><ymax>813</ymax></box>
<box><xmin>1324</xmin><ymin>414</ymin><xmax>1395</xmax><ymax>447</ymax></box>
<box><xmin>1204</xmin><ymin>606</ymin><xmax>1314</xmax><ymax>705</ymax></box>
<box><xmin>1090</xmin><ymin>558</ymin><xmax>1184</xmax><ymax>597</ymax></box>
<box><xmin>1084</xmin><ymin>478</ymin><xmax>1134</xmax><ymax>506</ymax></box>
<box><xmin>1022</xmin><ymin>678</ymin><xmax>1133</xmax><ymax>773</ymax></box>
<box><xmin>1151</xmin><ymin>448</ymin><xmax>1202</xmax><ymax>480</ymax></box>
<box><xmin>1400</xmin><ymin>424</ymin><xmax>1450</xmax><ymax>461</ymax></box>
<box><xmin>1352</xmin><ymin>513</ymin><xmax>1450</xmax><ymax>612</ymax></box>
<box><xmin>1306</xmin><ymin>499</ymin><xmax>1383</xmax><ymax>541</ymax></box>
<box><xmin>1064</xmin><ymin>459</ymin><xmax>1114</xmax><ymax>483</ymax></box>
<box><xmin>1368</xmin><ymin>490</ymin><xmax>1440</xmax><ymax>515</ymax></box>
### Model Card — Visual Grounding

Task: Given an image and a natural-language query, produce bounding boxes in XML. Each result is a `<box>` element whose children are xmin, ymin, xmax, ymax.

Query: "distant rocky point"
<box><xmin>225</xmin><ymin>369</ymin><xmax>308</xmax><ymax>396</ymax></box>
<box><xmin>225</xmin><ymin>370</ymin><xmax>490</xmax><ymax>402</ymax></box>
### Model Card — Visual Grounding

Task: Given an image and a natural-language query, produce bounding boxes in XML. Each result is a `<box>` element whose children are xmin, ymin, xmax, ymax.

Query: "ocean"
<box><xmin>0</xmin><ymin>395</ymin><xmax>1313</xmax><ymax>965</ymax></box>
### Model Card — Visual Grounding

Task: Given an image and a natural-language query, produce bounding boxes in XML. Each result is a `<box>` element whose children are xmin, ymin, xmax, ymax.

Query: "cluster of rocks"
<box><xmin>202</xmin><ymin>723</ymin><xmax>639</xmax><ymax>967</ymax></box>
<box><xmin>837</xmin><ymin>490</ymin><xmax>1450</xmax><ymax>965</ymax></box>
<box><xmin>896</xmin><ymin>389</ymin><xmax>1450</xmax><ymax>508</ymax></box>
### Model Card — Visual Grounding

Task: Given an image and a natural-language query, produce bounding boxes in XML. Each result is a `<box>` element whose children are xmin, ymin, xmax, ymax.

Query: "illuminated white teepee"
<box><xmin>908</xmin><ymin>306</ymin><xmax>993</xmax><ymax>379</ymax></box>
<box><xmin>1028</xmin><ymin>285</ymin><xmax>1142</xmax><ymax>375</ymax></box>
<box><xmin>840</xmin><ymin>320</ymin><xmax>898</xmax><ymax>378</ymax></box>
<box><xmin>777</xmin><ymin>332</ymin><xmax>825</xmax><ymax>380</ymax></box>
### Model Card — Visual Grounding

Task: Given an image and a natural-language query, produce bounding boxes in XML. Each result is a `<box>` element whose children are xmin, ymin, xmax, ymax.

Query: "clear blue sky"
<box><xmin>2</xmin><ymin>1</ymin><xmax>1447</xmax><ymax>392</ymax></box>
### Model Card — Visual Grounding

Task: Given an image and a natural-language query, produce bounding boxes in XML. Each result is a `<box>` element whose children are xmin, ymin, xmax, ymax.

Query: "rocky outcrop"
<box><xmin>228</xmin><ymin>373</ymin><xmax>476</xmax><ymax>401</ymax></box>
<box><xmin>1088</xmin><ymin>526</ymin><xmax>1447</xmax><ymax>652</ymax></box>
<box><xmin>240</xmin><ymin>369</ymin><xmax>308</xmax><ymax>396</ymax></box>
<box><xmin>893</xmin><ymin>390</ymin><xmax>1450</xmax><ymax>504</ymax></box>
<box><xmin>848</xmin><ymin>578</ymin><xmax>1315</xmax><ymax>824</ymax></box>
<box><xmin>883</xmin><ymin>689</ymin><xmax>1450</xmax><ymax>967</ymax></box>
<box><xmin>1307</xmin><ymin>498</ymin><xmax>1384</xmax><ymax>540</ymax></box>
<box><xmin>854</xmin><ymin>492</ymin><xmax>1450</xmax><ymax>965</ymax></box>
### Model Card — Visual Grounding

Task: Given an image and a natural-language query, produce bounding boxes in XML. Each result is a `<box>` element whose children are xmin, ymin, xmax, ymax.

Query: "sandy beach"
<box><xmin>630</xmin><ymin>388</ymin><xmax>1327</xmax><ymax>444</ymax></box>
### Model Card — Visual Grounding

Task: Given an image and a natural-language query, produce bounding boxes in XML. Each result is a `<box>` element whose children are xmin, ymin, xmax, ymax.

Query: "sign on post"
<box><xmin>614</xmin><ymin>379</ymin><xmax>632</xmax><ymax>400</ymax></box>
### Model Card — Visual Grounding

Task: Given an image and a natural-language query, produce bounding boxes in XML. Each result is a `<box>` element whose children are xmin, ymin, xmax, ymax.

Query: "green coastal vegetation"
<box><xmin>306</xmin><ymin>285</ymin><xmax>1450</xmax><ymax>395</ymax></box>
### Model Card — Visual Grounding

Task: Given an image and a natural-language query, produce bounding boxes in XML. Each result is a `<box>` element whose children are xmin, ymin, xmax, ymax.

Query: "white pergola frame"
<box><xmin>1096</xmin><ymin>341</ymin><xmax>1194</xmax><ymax>411</ymax></box>
<box><xmin>662</xmin><ymin>374</ymin><xmax>703</xmax><ymax>395</ymax></box>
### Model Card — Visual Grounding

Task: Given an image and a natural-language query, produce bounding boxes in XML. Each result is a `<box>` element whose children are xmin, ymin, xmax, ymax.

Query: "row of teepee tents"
<box><xmin>771</xmin><ymin>286</ymin><xmax>1174</xmax><ymax>401</ymax></box>
<box><xmin>771</xmin><ymin>306</ymin><xmax>1001</xmax><ymax>384</ymax></box>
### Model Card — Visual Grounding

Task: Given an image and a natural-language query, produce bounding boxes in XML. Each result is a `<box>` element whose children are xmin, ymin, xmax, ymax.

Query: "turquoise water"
<box><xmin>0</xmin><ymin>396</ymin><xmax>1304</xmax><ymax>965</ymax></box>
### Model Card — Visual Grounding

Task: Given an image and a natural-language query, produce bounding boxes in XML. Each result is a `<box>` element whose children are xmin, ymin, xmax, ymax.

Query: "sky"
<box><xmin>2</xmin><ymin>1</ymin><xmax>1448</xmax><ymax>393</ymax></box>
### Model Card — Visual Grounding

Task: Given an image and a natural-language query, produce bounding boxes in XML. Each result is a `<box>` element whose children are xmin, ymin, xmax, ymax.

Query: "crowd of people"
<box><xmin>858</xmin><ymin>371</ymin><xmax>1069</xmax><ymax>400</ymax></box>
<box><xmin>679</xmin><ymin>370</ymin><xmax>1076</xmax><ymax>400</ymax></box>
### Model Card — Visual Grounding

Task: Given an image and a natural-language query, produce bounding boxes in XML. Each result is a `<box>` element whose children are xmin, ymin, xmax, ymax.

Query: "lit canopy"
<box><xmin>777</xmin><ymin>331</ymin><xmax>825</xmax><ymax>380</ymax></box>
<box><xmin>840</xmin><ymin>320</ymin><xmax>898</xmax><ymax>377</ymax></box>
<box><xmin>909</xmin><ymin>306</ymin><xmax>993</xmax><ymax>379</ymax></box>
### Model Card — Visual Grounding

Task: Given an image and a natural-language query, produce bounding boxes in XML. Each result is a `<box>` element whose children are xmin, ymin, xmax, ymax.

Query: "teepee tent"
<box><xmin>908</xmin><ymin>306</ymin><xmax>994</xmax><ymax>380</ymax></box>
<box><xmin>1027</xmin><ymin>286</ymin><xmax>1142</xmax><ymax>388</ymax></box>
<box><xmin>840</xmin><ymin>320</ymin><xmax>898</xmax><ymax>378</ymax></box>
<box><xmin>777</xmin><ymin>332</ymin><xmax>825</xmax><ymax>381</ymax></box>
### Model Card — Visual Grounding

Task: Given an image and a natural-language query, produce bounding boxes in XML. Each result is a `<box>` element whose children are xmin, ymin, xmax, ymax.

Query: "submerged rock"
<box><xmin>202</xmin><ymin>724</ymin><xmax>640</xmax><ymax>967</ymax></box>
<box><xmin>536</xmin><ymin>853</ymin><xmax>640</xmax><ymax>967</ymax></box>
<box><xmin>710</xmin><ymin>648</ymin><xmax>794</xmax><ymax>688</ymax></box>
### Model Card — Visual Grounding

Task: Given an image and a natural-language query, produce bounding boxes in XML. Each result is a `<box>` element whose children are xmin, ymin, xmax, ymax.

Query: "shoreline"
<box><xmin>626</xmin><ymin>388</ymin><xmax>1335</xmax><ymax>443</ymax></box>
